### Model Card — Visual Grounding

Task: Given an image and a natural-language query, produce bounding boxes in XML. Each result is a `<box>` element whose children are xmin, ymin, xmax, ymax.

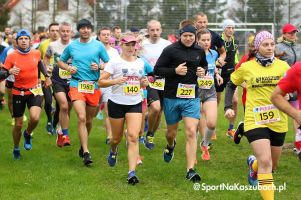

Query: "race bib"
<box><xmin>59</xmin><ymin>68</ymin><xmax>71</xmax><ymax>79</ymax></box>
<box><xmin>253</xmin><ymin>105</ymin><xmax>280</xmax><ymax>125</ymax></box>
<box><xmin>30</xmin><ymin>85</ymin><xmax>43</xmax><ymax>96</ymax></box>
<box><xmin>176</xmin><ymin>83</ymin><xmax>195</xmax><ymax>98</ymax></box>
<box><xmin>149</xmin><ymin>78</ymin><xmax>165</xmax><ymax>90</ymax></box>
<box><xmin>197</xmin><ymin>76</ymin><xmax>214</xmax><ymax>89</ymax></box>
<box><xmin>123</xmin><ymin>76</ymin><xmax>140</xmax><ymax>96</ymax></box>
<box><xmin>78</xmin><ymin>81</ymin><xmax>95</xmax><ymax>94</ymax></box>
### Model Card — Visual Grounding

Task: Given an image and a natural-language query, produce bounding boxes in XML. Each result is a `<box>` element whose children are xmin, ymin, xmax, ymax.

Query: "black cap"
<box><xmin>130</xmin><ymin>27</ymin><xmax>140</xmax><ymax>32</ymax></box>
<box><xmin>77</xmin><ymin>19</ymin><xmax>93</xmax><ymax>31</ymax></box>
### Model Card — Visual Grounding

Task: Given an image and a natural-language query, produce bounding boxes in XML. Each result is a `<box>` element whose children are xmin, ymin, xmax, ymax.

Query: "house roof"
<box><xmin>3</xmin><ymin>0</ymin><xmax>95</xmax><ymax>10</ymax></box>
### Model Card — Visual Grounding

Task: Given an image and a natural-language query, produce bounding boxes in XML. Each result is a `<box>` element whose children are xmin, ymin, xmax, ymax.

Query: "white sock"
<box><xmin>203</xmin><ymin>128</ymin><xmax>214</xmax><ymax>146</ymax></box>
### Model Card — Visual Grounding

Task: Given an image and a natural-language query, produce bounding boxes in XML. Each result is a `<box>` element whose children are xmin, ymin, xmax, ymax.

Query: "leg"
<box><xmin>104</xmin><ymin>102</ymin><xmax>112</xmax><ymax>140</ymax></box>
<box><xmin>147</xmin><ymin>100</ymin><xmax>161</xmax><ymax>134</ymax></box>
<box><xmin>54</xmin><ymin>92</ymin><xmax>69</xmax><ymax>130</ymax></box>
<box><xmin>202</xmin><ymin>100</ymin><xmax>217</xmax><ymax>146</ymax></box>
<box><xmin>86</xmin><ymin>104</ymin><xmax>98</xmax><ymax>135</ymax></box>
<box><xmin>26</xmin><ymin>106</ymin><xmax>42</xmax><ymax>133</ymax></box>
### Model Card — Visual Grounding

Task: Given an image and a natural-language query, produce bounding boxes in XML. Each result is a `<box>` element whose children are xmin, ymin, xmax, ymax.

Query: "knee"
<box><xmin>127</xmin><ymin>133</ymin><xmax>138</xmax><ymax>144</ymax></box>
<box><xmin>111</xmin><ymin>136</ymin><xmax>122</xmax><ymax>145</ymax></box>
<box><xmin>30</xmin><ymin>114</ymin><xmax>40</xmax><ymax>124</ymax></box>
<box><xmin>206</xmin><ymin>120</ymin><xmax>216</xmax><ymax>130</ymax></box>
<box><xmin>186</xmin><ymin>128</ymin><xmax>197</xmax><ymax>140</ymax></box>
<box><xmin>77</xmin><ymin>115</ymin><xmax>86</xmax><ymax>124</ymax></box>
<box><xmin>150</xmin><ymin>102</ymin><xmax>161</xmax><ymax>114</ymax></box>
<box><xmin>60</xmin><ymin>103</ymin><xmax>69</xmax><ymax>114</ymax></box>
<box><xmin>258</xmin><ymin>157</ymin><xmax>272</xmax><ymax>170</ymax></box>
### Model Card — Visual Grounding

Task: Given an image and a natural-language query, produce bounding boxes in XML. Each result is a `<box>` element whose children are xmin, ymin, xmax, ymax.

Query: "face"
<box><xmin>7</xmin><ymin>34</ymin><xmax>13</xmax><ymax>45</ymax></box>
<box><xmin>224</xmin><ymin>26</ymin><xmax>235</xmax><ymax>37</ymax></box>
<box><xmin>17</xmin><ymin>36</ymin><xmax>30</xmax><ymax>50</ymax></box>
<box><xmin>12</xmin><ymin>33</ymin><xmax>17</xmax><ymax>49</ymax></box>
<box><xmin>283</xmin><ymin>31</ymin><xmax>297</xmax><ymax>42</ymax></box>
<box><xmin>121</xmin><ymin>42</ymin><xmax>136</xmax><ymax>56</ymax></box>
<box><xmin>59</xmin><ymin>25</ymin><xmax>71</xmax><ymax>42</ymax></box>
<box><xmin>148</xmin><ymin>22</ymin><xmax>162</xmax><ymax>41</ymax></box>
<box><xmin>195</xmin><ymin>15</ymin><xmax>208</xmax><ymax>30</ymax></box>
<box><xmin>180</xmin><ymin>32</ymin><xmax>195</xmax><ymax>47</ymax></box>
<box><xmin>99</xmin><ymin>30</ymin><xmax>111</xmax><ymax>44</ymax></box>
<box><xmin>49</xmin><ymin>25</ymin><xmax>59</xmax><ymax>41</ymax></box>
<box><xmin>197</xmin><ymin>33</ymin><xmax>211</xmax><ymax>50</ymax></box>
<box><xmin>258</xmin><ymin>39</ymin><xmax>275</xmax><ymax>58</ymax></box>
<box><xmin>4</xmin><ymin>27</ymin><xmax>11</xmax><ymax>35</ymax></box>
<box><xmin>79</xmin><ymin>26</ymin><xmax>92</xmax><ymax>40</ymax></box>
<box><xmin>113</xmin><ymin>28</ymin><xmax>122</xmax><ymax>39</ymax></box>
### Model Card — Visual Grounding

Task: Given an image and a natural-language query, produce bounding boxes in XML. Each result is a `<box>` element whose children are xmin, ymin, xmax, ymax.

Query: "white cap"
<box><xmin>222</xmin><ymin>19</ymin><xmax>235</xmax><ymax>30</ymax></box>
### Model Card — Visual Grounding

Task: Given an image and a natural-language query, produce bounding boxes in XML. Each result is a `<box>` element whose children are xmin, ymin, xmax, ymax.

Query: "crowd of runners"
<box><xmin>0</xmin><ymin>11</ymin><xmax>300</xmax><ymax>199</ymax></box>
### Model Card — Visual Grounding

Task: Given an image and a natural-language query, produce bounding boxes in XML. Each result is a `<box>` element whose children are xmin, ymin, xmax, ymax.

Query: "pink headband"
<box><xmin>254</xmin><ymin>31</ymin><xmax>274</xmax><ymax>50</ymax></box>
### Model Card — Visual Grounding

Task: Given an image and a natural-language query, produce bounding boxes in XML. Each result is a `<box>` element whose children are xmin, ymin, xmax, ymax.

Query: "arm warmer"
<box><xmin>38</xmin><ymin>60</ymin><xmax>49</xmax><ymax>77</ymax></box>
<box><xmin>0</xmin><ymin>67</ymin><xmax>9</xmax><ymax>80</ymax></box>
<box><xmin>224</xmin><ymin>80</ymin><xmax>237</xmax><ymax>111</ymax></box>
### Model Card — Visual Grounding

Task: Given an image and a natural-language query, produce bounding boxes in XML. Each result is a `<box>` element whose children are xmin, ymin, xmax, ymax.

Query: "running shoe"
<box><xmin>23</xmin><ymin>130</ymin><xmax>32</xmax><ymax>150</ymax></box>
<box><xmin>139</xmin><ymin>136</ymin><xmax>145</xmax><ymax>144</ymax></box>
<box><xmin>226</xmin><ymin>129</ymin><xmax>235</xmax><ymax>139</ymax></box>
<box><xmin>56</xmin><ymin>133</ymin><xmax>64</xmax><ymax>147</ymax></box>
<box><xmin>63</xmin><ymin>135</ymin><xmax>71</xmax><ymax>146</ymax></box>
<box><xmin>46</xmin><ymin>121</ymin><xmax>55</xmax><ymax>135</ymax></box>
<box><xmin>107</xmin><ymin>149</ymin><xmax>117</xmax><ymax>167</ymax></box>
<box><xmin>127</xmin><ymin>171</ymin><xmax>139</xmax><ymax>185</ymax></box>
<box><xmin>186</xmin><ymin>168</ymin><xmax>201</xmax><ymax>183</ymax></box>
<box><xmin>211</xmin><ymin>132</ymin><xmax>217</xmax><ymax>140</ymax></box>
<box><xmin>105</xmin><ymin>138</ymin><xmax>110</xmax><ymax>145</ymax></box>
<box><xmin>83</xmin><ymin>152</ymin><xmax>93</xmax><ymax>166</ymax></box>
<box><xmin>144</xmin><ymin>135</ymin><xmax>154</xmax><ymax>150</ymax></box>
<box><xmin>234</xmin><ymin>121</ymin><xmax>244</xmax><ymax>144</ymax></box>
<box><xmin>13</xmin><ymin>148</ymin><xmax>21</xmax><ymax>160</ymax></box>
<box><xmin>247</xmin><ymin>155</ymin><xmax>258</xmax><ymax>186</ymax></box>
<box><xmin>201</xmin><ymin>145</ymin><xmax>210</xmax><ymax>161</ymax></box>
<box><xmin>163</xmin><ymin>141</ymin><xmax>176</xmax><ymax>163</ymax></box>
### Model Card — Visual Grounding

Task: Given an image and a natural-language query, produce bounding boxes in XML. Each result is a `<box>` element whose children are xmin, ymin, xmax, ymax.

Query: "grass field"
<box><xmin>0</xmin><ymin>90</ymin><xmax>300</xmax><ymax>200</ymax></box>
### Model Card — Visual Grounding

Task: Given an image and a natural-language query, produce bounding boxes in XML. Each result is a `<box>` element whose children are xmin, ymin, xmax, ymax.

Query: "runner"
<box><xmin>154</xmin><ymin>22</ymin><xmax>207</xmax><ymax>182</ymax></box>
<box><xmin>224</xmin><ymin>31</ymin><xmax>289</xmax><ymax>200</ymax></box>
<box><xmin>98</xmin><ymin>35</ymin><xmax>145</xmax><ymax>184</ymax></box>
<box><xmin>196</xmin><ymin>29</ymin><xmax>223</xmax><ymax>161</ymax></box>
<box><xmin>58</xmin><ymin>19</ymin><xmax>109</xmax><ymax>166</ymax></box>
<box><xmin>39</xmin><ymin>22</ymin><xmax>60</xmax><ymax>134</ymax></box>
<box><xmin>44</xmin><ymin>22</ymin><xmax>72</xmax><ymax>147</ymax></box>
<box><xmin>140</xmin><ymin>19</ymin><xmax>171</xmax><ymax>150</ymax></box>
<box><xmin>3</xmin><ymin>29</ymin><xmax>52</xmax><ymax>159</ymax></box>
<box><xmin>97</xmin><ymin>27</ymin><xmax>119</xmax><ymax>144</ymax></box>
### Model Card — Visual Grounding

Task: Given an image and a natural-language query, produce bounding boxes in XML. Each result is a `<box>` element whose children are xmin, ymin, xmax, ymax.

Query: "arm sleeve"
<box><xmin>215</xmin><ymin>34</ymin><xmax>225</xmax><ymax>49</ymax></box>
<box><xmin>153</xmin><ymin>48</ymin><xmax>176</xmax><ymax>77</ymax></box>
<box><xmin>200</xmin><ymin>50</ymin><xmax>208</xmax><ymax>72</ymax></box>
<box><xmin>224</xmin><ymin>80</ymin><xmax>237</xmax><ymax>111</ymax></box>
<box><xmin>230</xmin><ymin>64</ymin><xmax>245</xmax><ymax>86</ymax></box>
<box><xmin>45</xmin><ymin>45</ymin><xmax>53</xmax><ymax>58</ymax></box>
<box><xmin>38</xmin><ymin>60</ymin><xmax>49</xmax><ymax>77</ymax></box>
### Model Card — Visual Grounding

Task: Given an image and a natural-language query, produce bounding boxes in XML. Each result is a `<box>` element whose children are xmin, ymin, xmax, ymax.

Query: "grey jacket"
<box><xmin>275</xmin><ymin>41</ymin><xmax>301</xmax><ymax>66</ymax></box>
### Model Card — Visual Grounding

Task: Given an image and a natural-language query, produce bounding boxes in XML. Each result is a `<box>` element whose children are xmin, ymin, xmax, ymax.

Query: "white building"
<box><xmin>5</xmin><ymin>0</ymin><xmax>95</xmax><ymax>32</ymax></box>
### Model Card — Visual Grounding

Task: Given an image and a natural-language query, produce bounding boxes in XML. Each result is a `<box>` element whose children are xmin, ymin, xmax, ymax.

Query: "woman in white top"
<box><xmin>98</xmin><ymin>35</ymin><xmax>145</xmax><ymax>185</ymax></box>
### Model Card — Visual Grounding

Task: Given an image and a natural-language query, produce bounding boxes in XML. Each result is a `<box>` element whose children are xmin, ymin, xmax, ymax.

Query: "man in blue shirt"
<box><xmin>58</xmin><ymin>19</ymin><xmax>109</xmax><ymax>166</ymax></box>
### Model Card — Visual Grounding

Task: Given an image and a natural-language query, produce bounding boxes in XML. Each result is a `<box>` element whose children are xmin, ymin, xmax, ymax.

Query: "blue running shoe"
<box><xmin>46</xmin><ymin>121</ymin><xmax>55</xmax><ymax>135</ymax></box>
<box><xmin>139</xmin><ymin>136</ymin><xmax>145</xmax><ymax>144</ymax></box>
<box><xmin>23</xmin><ymin>130</ymin><xmax>32</xmax><ymax>150</ymax></box>
<box><xmin>163</xmin><ymin>140</ymin><xmax>176</xmax><ymax>163</ymax></box>
<box><xmin>107</xmin><ymin>149</ymin><xmax>117</xmax><ymax>167</ymax></box>
<box><xmin>144</xmin><ymin>135</ymin><xmax>154</xmax><ymax>150</ymax></box>
<box><xmin>13</xmin><ymin>148</ymin><xmax>21</xmax><ymax>159</ymax></box>
<box><xmin>247</xmin><ymin>155</ymin><xmax>258</xmax><ymax>186</ymax></box>
<box><xmin>127</xmin><ymin>171</ymin><xmax>139</xmax><ymax>185</ymax></box>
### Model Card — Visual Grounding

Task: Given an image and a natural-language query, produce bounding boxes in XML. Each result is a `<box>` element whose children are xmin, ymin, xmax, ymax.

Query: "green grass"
<box><xmin>0</xmin><ymin>89</ymin><xmax>300</xmax><ymax>200</ymax></box>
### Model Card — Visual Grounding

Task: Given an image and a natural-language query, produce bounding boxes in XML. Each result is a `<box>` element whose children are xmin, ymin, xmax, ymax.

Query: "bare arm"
<box><xmin>98</xmin><ymin>71</ymin><xmax>127</xmax><ymax>88</ymax></box>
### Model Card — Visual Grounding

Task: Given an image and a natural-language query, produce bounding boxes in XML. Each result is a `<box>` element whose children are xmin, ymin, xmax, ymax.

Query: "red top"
<box><xmin>278</xmin><ymin>61</ymin><xmax>301</xmax><ymax>106</ymax></box>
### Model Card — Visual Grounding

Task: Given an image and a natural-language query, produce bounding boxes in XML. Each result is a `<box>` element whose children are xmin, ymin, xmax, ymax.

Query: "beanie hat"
<box><xmin>222</xmin><ymin>19</ymin><xmax>235</xmax><ymax>30</ymax></box>
<box><xmin>16</xmin><ymin>29</ymin><xmax>31</xmax><ymax>41</ymax></box>
<box><xmin>179</xmin><ymin>25</ymin><xmax>197</xmax><ymax>36</ymax></box>
<box><xmin>77</xmin><ymin>19</ymin><xmax>93</xmax><ymax>31</ymax></box>
<box><xmin>254</xmin><ymin>31</ymin><xmax>274</xmax><ymax>50</ymax></box>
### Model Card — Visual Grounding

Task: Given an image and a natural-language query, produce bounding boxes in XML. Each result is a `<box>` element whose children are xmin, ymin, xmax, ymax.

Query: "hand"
<box><xmin>217</xmin><ymin>58</ymin><xmax>226</xmax><ymax>67</ymax></box>
<box><xmin>140</xmin><ymin>76</ymin><xmax>149</xmax><ymax>87</ymax></box>
<box><xmin>47</xmin><ymin>65</ymin><xmax>53</xmax><ymax>73</ymax></box>
<box><xmin>69</xmin><ymin>66</ymin><xmax>77</xmax><ymax>74</ymax></box>
<box><xmin>43</xmin><ymin>77</ymin><xmax>52</xmax><ymax>88</ymax></box>
<box><xmin>115</xmin><ymin>76</ymin><xmax>127</xmax><ymax>85</ymax></box>
<box><xmin>196</xmin><ymin>67</ymin><xmax>205</xmax><ymax>77</ymax></box>
<box><xmin>216</xmin><ymin>74</ymin><xmax>223</xmax><ymax>86</ymax></box>
<box><xmin>147</xmin><ymin>76</ymin><xmax>155</xmax><ymax>83</ymax></box>
<box><xmin>9</xmin><ymin>66</ymin><xmax>20</xmax><ymax>75</ymax></box>
<box><xmin>175</xmin><ymin>62</ymin><xmax>187</xmax><ymax>75</ymax></box>
<box><xmin>284</xmin><ymin>94</ymin><xmax>290</xmax><ymax>101</ymax></box>
<box><xmin>224</xmin><ymin>109</ymin><xmax>235</xmax><ymax>120</ymax></box>
<box><xmin>90</xmin><ymin>62</ymin><xmax>99</xmax><ymax>71</ymax></box>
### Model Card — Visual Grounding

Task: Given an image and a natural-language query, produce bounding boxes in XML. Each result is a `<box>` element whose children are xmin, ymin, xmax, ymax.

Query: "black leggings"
<box><xmin>42</xmin><ymin>85</ymin><xmax>53</xmax><ymax>123</ymax></box>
